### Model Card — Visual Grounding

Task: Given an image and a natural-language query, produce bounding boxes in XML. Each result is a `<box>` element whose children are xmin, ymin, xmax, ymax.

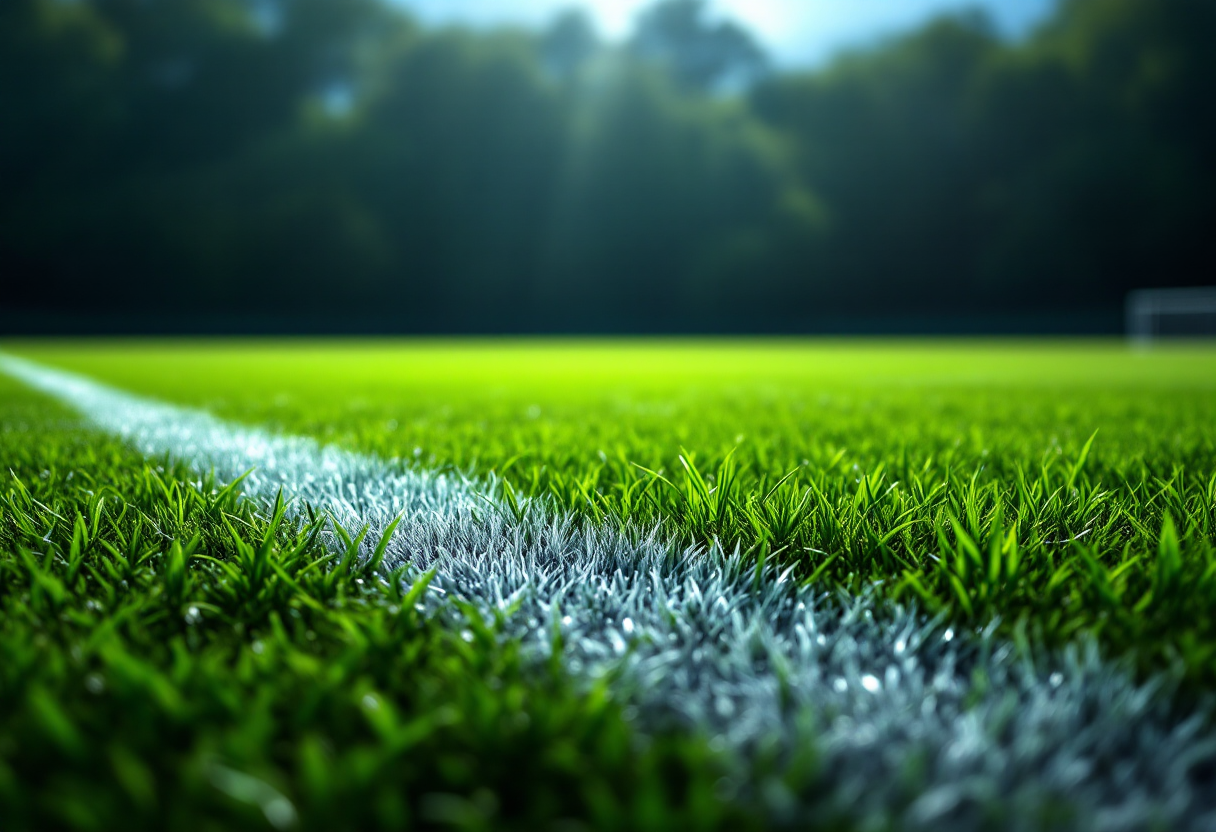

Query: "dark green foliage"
<box><xmin>751</xmin><ymin>0</ymin><xmax>1216</xmax><ymax>317</ymax></box>
<box><xmin>627</xmin><ymin>0</ymin><xmax>768</xmax><ymax>92</ymax></box>
<box><xmin>3</xmin><ymin>0</ymin><xmax>1214</xmax><ymax>329</ymax></box>
<box><xmin>0</xmin><ymin>381</ymin><xmax>752</xmax><ymax>831</ymax></box>
<box><xmin>0</xmin><ymin>0</ymin><xmax>807</xmax><ymax>329</ymax></box>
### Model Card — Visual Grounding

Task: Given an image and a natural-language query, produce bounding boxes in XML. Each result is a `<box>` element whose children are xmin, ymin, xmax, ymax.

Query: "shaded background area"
<box><xmin>2</xmin><ymin>0</ymin><xmax>1213</xmax><ymax>334</ymax></box>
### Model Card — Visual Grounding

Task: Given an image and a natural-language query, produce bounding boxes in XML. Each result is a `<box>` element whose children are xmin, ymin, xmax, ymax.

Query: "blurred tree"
<box><xmin>0</xmin><ymin>0</ymin><xmax>119</xmax><ymax>196</ymax></box>
<box><xmin>628</xmin><ymin>0</ymin><xmax>768</xmax><ymax>93</ymax></box>
<box><xmin>355</xmin><ymin>30</ymin><xmax>568</xmax><ymax>324</ymax></box>
<box><xmin>971</xmin><ymin>0</ymin><xmax>1216</xmax><ymax>306</ymax></box>
<box><xmin>751</xmin><ymin>0</ymin><xmax>1216</xmax><ymax>317</ymax></box>
<box><xmin>540</xmin><ymin>64</ymin><xmax>822</xmax><ymax>328</ymax></box>
<box><xmin>751</xmin><ymin>13</ymin><xmax>1001</xmax><ymax>313</ymax></box>
<box><xmin>2</xmin><ymin>0</ymin><xmax>1212</xmax><ymax>331</ymax></box>
<box><xmin>539</xmin><ymin>8</ymin><xmax>600</xmax><ymax>80</ymax></box>
<box><xmin>0</xmin><ymin>0</ymin><xmax>398</xmax><ymax>313</ymax></box>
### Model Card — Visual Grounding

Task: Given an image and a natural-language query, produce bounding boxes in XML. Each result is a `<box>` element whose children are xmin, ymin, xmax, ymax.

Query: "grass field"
<box><xmin>3</xmin><ymin>339</ymin><xmax>1216</xmax><ymax>830</ymax></box>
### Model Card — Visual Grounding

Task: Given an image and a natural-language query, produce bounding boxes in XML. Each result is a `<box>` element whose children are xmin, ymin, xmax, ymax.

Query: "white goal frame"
<box><xmin>1126</xmin><ymin>287</ymin><xmax>1216</xmax><ymax>342</ymax></box>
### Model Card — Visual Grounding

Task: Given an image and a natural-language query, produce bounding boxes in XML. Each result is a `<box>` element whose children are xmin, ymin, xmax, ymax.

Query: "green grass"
<box><xmin>4</xmin><ymin>338</ymin><xmax>1216</xmax><ymax>829</ymax></box>
<box><xmin>13</xmin><ymin>339</ymin><xmax>1216</xmax><ymax>681</ymax></box>
<box><xmin>0</xmin><ymin>376</ymin><xmax>756</xmax><ymax>832</ymax></box>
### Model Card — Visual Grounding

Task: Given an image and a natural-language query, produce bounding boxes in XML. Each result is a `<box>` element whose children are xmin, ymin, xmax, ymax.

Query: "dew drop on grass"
<box><xmin>263</xmin><ymin>797</ymin><xmax>297</xmax><ymax>832</ymax></box>
<box><xmin>361</xmin><ymin>694</ymin><xmax>379</xmax><ymax>710</ymax></box>
<box><xmin>861</xmin><ymin>675</ymin><xmax>881</xmax><ymax>693</ymax></box>
<box><xmin>461</xmin><ymin>629</ymin><xmax>474</xmax><ymax>643</ymax></box>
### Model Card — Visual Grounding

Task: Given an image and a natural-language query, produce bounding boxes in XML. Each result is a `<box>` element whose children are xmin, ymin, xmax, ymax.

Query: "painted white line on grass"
<box><xmin>3</xmin><ymin>353</ymin><xmax>1214</xmax><ymax>831</ymax></box>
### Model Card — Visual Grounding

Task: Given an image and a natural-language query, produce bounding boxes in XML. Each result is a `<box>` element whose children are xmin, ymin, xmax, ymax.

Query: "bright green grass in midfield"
<box><xmin>14</xmin><ymin>340</ymin><xmax>1216</xmax><ymax>682</ymax></box>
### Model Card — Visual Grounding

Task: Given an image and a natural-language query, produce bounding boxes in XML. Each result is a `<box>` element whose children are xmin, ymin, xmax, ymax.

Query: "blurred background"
<box><xmin>1</xmin><ymin>0</ymin><xmax>1213</xmax><ymax>335</ymax></box>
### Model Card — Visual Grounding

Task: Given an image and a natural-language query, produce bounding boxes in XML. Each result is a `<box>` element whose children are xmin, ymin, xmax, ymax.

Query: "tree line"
<box><xmin>2</xmin><ymin>0</ymin><xmax>1213</xmax><ymax>332</ymax></box>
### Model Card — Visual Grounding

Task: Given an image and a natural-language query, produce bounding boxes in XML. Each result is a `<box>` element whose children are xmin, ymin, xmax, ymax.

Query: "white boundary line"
<box><xmin>3</xmin><ymin>353</ymin><xmax>1214</xmax><ymax>831</ymax></box>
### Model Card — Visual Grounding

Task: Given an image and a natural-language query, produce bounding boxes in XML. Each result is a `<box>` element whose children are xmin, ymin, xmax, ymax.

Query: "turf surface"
<box><xmin>14</xmin><ymin>340</ymin><xmax>1216</xmax><ymax>679</ymax></box>
<box><xmin>3</xmin><ymin>339</ymin><xmax>1216</xmax><ymax>830</ymax></box>
<box><xmin>0</xmin><ymin>373</ymin><xmax>751</xmax><ymax>832</ymax></box>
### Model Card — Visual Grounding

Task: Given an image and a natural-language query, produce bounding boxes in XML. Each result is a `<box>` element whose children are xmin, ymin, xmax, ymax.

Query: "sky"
<box><xmin>398</xmin><ymin>0</ymin><xmax>1059</xmax><ymax>66</ymax></box>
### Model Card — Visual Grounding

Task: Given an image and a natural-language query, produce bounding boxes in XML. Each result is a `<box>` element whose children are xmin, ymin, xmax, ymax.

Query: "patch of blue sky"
<box><xmin>396</xmin><ymin>0</ymin><xmax>1058</xmax><ymax>66</ymax></box>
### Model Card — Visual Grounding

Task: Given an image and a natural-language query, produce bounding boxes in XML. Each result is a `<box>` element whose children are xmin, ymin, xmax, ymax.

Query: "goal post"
<box><xmin>1126</xmin><ymin>287</ymin><xmax>1216</xmax><ymax>342</ymax></box>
